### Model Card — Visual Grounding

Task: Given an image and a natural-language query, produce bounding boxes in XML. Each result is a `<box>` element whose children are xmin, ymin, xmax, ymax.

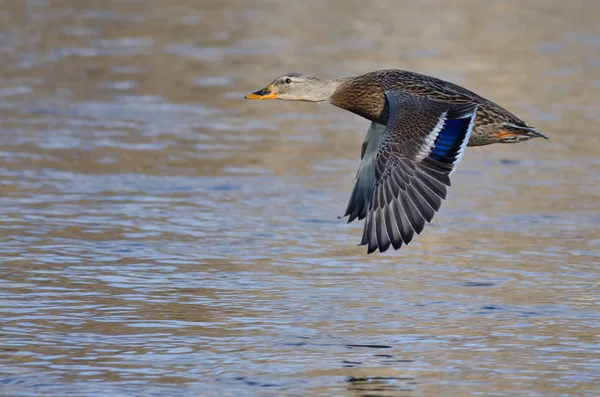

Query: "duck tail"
<box><xmin>504</xmin><ymin>122</ymin><xmax>549</xmax><ymax>140</ymax></box>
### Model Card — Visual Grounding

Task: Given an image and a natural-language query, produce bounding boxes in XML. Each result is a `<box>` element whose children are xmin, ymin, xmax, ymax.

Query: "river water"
<box><xmin>1</xmin><ymin>1</ymin><xmax>599</xmax><ymax>396</ymax></box>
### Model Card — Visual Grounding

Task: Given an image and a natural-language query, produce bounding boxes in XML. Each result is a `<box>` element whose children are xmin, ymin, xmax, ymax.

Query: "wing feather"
<box><xmin>344</xmin><ymin>90</ymin><xmax>478</xmax><ymax>253</ymax></box>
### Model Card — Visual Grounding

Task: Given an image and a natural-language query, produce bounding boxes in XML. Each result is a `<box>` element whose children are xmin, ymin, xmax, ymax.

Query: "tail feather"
<box><xmin>504</xmin><ymin>122</ymin><xmax>549</xmax><ymax>140</ymax></box>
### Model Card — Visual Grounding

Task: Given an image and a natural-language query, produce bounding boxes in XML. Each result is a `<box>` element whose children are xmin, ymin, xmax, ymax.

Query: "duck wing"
<box><xmin>344</xmin><ymin>90</ymin><xmax>478</xmax><ymax>253</ymax></box>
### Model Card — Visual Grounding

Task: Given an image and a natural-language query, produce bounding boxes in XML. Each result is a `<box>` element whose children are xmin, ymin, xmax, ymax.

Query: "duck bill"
<box><xmin>245</xmin><ymin>84</ymin><xmax>278</xmax><ymax>100</ymax></box>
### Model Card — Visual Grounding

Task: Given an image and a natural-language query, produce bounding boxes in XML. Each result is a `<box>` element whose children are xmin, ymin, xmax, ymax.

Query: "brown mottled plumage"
<box><xmin>245</xmin><ymin>69</ymin><xmax>548</xmax><ymax>253</ymax></box>
<box><xmin>330</xmin><ymin>70</ymin><xmax>546</xmax><ymax>146</ymax></box>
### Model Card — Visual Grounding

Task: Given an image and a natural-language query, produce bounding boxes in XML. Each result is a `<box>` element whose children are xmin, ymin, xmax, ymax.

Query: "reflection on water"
<box><xmin>1</xmin><ymin>0</ymin><xmax>599</xmax><ymax>396</ymax></box>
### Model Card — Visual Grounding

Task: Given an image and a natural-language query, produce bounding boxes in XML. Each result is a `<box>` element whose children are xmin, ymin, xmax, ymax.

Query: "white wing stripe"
<box><xmin>450</xmin><ymin>106</ymin><xmax>477</xmax><ymax>174</ymax></box>
<box><xmin>417</xmin><ymin>111</ymin><xmax>447</xmax><ymax>161</ymax></box>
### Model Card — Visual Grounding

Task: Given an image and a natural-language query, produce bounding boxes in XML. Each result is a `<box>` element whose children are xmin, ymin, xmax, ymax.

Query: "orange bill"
<box><xmin>245</xmin><ymin>84</ymin><xmax>278</xmax><ymax>100</ymax></box>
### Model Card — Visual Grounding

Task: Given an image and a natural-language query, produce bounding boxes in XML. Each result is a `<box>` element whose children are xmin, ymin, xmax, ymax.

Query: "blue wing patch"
<box><xmin>429</xmin><ymin>115</ymin><xmax>474</xmax><ymax>164</ymax></box>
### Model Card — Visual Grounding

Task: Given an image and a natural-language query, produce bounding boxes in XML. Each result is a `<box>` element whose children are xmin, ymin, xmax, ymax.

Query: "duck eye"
<box><xmin>284</xmin><ymin>78</ymin><xmax>292</xmax><ymax>84</ymax></box>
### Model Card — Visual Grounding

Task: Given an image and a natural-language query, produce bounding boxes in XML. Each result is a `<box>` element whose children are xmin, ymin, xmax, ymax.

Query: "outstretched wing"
<box><xmin>344</xmin><ymin>121</ymin><xmax>386</xmax><ymax>223</ymax></box>
<box><xmin>344</xmin><ymin>90</ymin><xmax>477</xmax><ymax>253</ymax></box>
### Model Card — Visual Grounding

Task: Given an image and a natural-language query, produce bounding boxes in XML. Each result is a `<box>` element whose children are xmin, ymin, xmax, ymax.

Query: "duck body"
<box><xmin>329</xmin><ymin>69</ymin><xmax>545</xmax><ymax>146</ymax></box>
<box><xmin>245</xmin><ymin>69</ymin><xmax>548</xmax><ymax>253</ymax></box>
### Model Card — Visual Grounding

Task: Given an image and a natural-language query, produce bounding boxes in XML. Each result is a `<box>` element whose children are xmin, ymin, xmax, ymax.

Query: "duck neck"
<box><xmin>305</xmin><ymin>77</ymin><xmax>347</xmax><ymax>102</ymax></box>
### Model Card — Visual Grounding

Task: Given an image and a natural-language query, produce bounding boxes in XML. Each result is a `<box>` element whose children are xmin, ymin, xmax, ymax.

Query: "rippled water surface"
<box><xmin>1</xmin><ymin>1</ymin><xmax>599</xmax><ymax>396</ymax></box>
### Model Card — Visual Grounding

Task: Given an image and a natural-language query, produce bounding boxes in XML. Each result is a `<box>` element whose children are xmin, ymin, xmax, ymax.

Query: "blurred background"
<box><xmin>1</xmin><ymin>1</ymin><xmax>599</xmax><ymax>396</ymax></box>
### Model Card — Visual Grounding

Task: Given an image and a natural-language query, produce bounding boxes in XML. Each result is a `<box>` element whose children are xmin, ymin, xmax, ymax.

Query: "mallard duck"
<box><xmin>245</xmin><ymin>69</ymin><xmax>548</xmax><ymax>253</ymax></box>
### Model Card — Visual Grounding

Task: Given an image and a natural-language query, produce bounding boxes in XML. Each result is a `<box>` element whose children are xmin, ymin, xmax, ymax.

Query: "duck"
<box><xmin>245</xmin><ymin>69</ymin><xmax>548</xmax><ymax>254</ymax></box>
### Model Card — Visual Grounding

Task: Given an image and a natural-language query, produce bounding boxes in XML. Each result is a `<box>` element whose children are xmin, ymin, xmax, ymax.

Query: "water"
<box><xmin>1</xmin><ymin>1</ymin><xmax>599</xmax><ymax>396</ymax></box>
